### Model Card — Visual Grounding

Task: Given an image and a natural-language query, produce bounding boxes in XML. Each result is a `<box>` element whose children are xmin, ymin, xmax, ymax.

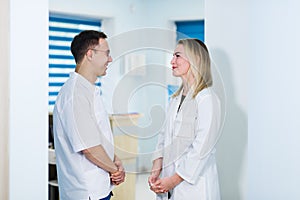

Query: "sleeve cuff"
<box><xmin>151</xmin><ymin>150</ymin><xmax>163</xmax><ymax>162</ymax></box>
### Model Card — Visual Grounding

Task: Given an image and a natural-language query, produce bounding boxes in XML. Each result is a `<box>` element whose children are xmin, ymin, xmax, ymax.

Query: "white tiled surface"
<box><xmin>135</xmin><ymin>173</ymin><xmax>156</xmax><ymax>200</ymax></box>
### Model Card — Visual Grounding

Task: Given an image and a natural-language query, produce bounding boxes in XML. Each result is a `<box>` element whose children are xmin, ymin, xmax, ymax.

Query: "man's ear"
<box><xmin>86</xmin><ymin>49</ymin><xmax>93</xmax><ymax>61</ymax></box>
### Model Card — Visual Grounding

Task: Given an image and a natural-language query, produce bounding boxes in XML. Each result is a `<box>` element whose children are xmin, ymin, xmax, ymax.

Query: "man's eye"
<box><xmin>175</xmin><ymin>54</ymin><xmax>180</xmax><ymax>58</ymax></box>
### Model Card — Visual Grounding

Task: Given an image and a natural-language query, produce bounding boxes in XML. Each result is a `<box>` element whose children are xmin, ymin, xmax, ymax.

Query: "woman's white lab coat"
<box><xmin>153</xmin><ymin>88</ymin><xmax>222</xmax><ymax>200</ymax></box>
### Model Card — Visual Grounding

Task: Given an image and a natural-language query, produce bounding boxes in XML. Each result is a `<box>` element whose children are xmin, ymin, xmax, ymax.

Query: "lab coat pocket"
<box><xmin>174</xmin><ymin>117</ymin><xmax>195</xmax><ymax>138</ymax></box>
<box><xmin>172</xmin><ymin>120</ymin><xmax>194</xmax><ymax>159</ymax></box>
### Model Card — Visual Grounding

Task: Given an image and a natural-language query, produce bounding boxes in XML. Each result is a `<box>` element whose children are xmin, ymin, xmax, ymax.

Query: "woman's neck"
<box><xmin>182</xmin><ymin>82</ymin><xmax>189</xmax><ymax>96</ymax></box>
<box><xmin>182</xmin><ymin>75</ymin><xmax>194</xmax><ymax>96</ymax></box>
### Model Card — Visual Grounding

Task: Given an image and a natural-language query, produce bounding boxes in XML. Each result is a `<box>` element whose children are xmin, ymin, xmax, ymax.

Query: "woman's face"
<box><xmin>170</xmin><ymin>44</ymin><xmax>190</xmax><ymax>78</ymax></box>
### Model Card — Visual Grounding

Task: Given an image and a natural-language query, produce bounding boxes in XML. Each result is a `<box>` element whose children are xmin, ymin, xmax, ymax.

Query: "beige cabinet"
<box><xmin>110</xmin><ymin>114</ymin><xmax>140</xmax><ymax>200</ymax></box>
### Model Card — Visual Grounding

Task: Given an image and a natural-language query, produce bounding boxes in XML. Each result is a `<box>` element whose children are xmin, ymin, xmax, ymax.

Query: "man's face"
<box><xmin>90</xmin><ymin>38</ymin><xmax>113</xmax><ymax>76</ymax></box>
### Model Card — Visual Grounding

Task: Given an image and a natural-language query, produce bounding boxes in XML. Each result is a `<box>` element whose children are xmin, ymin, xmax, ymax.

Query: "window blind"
<box><xmin>175</xmin><ymin>20</ymin><xmax>205</xmax><ymax>42</ymax></box>
<box><xmin>49</xmin><ymin>13</ymin><xmax>102</xmax><ymax>112</ymax></box>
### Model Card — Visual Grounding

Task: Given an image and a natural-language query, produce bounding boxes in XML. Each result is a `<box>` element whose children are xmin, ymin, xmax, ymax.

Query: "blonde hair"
<box><xmin>172</xmin><ymin>39</ymin><xmax>212</xmax><ymax>98</ymax></box>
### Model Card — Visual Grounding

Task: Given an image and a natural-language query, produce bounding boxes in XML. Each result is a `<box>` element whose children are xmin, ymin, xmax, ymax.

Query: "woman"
<box><xmin>148</xmin><ymin>39</ymin><xmax>222</xmax><ymax>200</ymax></box>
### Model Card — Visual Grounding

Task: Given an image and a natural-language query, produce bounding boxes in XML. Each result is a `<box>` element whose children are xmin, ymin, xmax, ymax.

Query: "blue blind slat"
<box><xmin>49</xmin><ymin>16</ymin><xmax>101</xmax><ymax>27</ymax></box>
<box><xmin>49</xmin><ymin>55</ymin><xmax>74</xmax><ymax>59</ymax></box>
<box><xmin>49</xmin><ymin>101</ymin><xmax>56</xmax><ymax>105</ymax></box>
<box><xmin>49</xmin><ymin>64</ymin><xmax>76</xmax><ymax>69</ymax></box>
<box><xmin>49</xmin><ymin>45</ymin><xmax>70</xmax><ymax>51</ymax></box>
<box><xmin>49</xmin><ymin>13</ymin><xmax>102</xmax><ymax>111</ymax></box>
<box><xmin>49</xmin><ymin>82</ymin><xmax>64</xmax><ymax>87</ymax></box>
<box><xmin>49</xmin><ymin>92</ymin><xmax>59</xmax><ymax>96</ymax></box>
<box><xmin>49</xmin><ymin>36</ymin><xmax>73</xmax><ymax>42</ymax></box>
<box><xmin>49</xmin><ymin>73</ymin><xmax>70</xmax><ymax>78</ymax></box>
<box><xmin>49</xmin><ymin>26</ymin><xmax>85</xmax><ymax>34</ymax></box>
<box><xmin>175</xmin><ymin>20</ymin><xmax>205</xmax><ymax>42</ymax></box>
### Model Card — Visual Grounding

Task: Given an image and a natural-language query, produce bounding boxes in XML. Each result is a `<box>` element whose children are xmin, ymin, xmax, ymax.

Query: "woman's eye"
<box><xmin>175</xmin><ymin>54</ymin><xmax>180</xmax><ymax>58</ymax></box>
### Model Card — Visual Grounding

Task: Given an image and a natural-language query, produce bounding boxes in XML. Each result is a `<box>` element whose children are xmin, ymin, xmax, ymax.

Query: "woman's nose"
<box><xmin>170</xmin><ymin>56</ymin><xmax>175</xmax><ymax>64</ymax></box>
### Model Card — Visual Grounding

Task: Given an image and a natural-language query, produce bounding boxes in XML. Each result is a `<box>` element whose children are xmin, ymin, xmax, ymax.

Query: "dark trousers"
<box><xmin>100</xmin><ymin>192</ymin><xmax>112</xmax><ymax>200</ymax></box>
<box><xmin>168</xmin><ymin>192</ymin><xmax>171</xmax><ymax>199</ymax></box>
<box><xmin>89</xmin><ymin>192</ymin><xmax>112</xmax><ymax>200</ymax></box>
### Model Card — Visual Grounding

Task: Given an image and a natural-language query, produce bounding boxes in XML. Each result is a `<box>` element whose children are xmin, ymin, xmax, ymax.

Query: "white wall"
<box><xmin>248</xmin><ymin>0</ymin><xmax>300</xmax><ymax>199</ymax></box>
<box><xmin>8</xmin><ymin>0</ymin><xmax>49</xmax><ymax>199</ymax></box>
<box><xmin>207</xmin><ymin>0</ymin><xmax>300</xmax><ymax>200</ymax></box>
<box><xmin>206</xmin><ymin>1</ymin><xmax>248</xmax><ymax>199</ymax></box>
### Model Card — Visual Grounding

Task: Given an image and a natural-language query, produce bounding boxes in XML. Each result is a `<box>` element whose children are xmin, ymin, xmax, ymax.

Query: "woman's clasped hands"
<box><xmin>148</xmin><ymin>174</ymin><xmax>183</xmax><ymax>194</ymax></box>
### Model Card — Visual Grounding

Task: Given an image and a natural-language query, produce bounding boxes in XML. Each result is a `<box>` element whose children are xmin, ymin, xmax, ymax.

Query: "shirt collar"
<box><xmin>70</xmin><ymin>72</ymin><xmax>97</xmax><ymax>93</ymax></box>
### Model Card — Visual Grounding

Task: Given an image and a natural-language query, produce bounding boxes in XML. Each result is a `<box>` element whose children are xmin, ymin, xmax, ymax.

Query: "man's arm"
<box><xmin>82</xmin><ymin>145</ymin><xmax>118</xmax><ymax>173</ymax></box>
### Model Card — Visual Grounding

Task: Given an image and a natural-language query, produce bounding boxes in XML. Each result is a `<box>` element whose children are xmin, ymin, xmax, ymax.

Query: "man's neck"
<box><xmin>75</xmin><ymin>65</ymin><xmax>97</xmax><ymax>84</ymax></box>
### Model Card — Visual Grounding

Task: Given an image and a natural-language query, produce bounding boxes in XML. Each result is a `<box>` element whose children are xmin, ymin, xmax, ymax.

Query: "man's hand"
<box><xmin>110</xmin><ymin>156</ymin><xmax>125</xmax><ymax>185</ymax></box>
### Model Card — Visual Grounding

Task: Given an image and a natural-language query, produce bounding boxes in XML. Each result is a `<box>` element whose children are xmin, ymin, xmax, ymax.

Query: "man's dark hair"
<box><xmin>71</xmin><ymin>30</ymin><xmax>107</xmax><ymax>64</ymax></box>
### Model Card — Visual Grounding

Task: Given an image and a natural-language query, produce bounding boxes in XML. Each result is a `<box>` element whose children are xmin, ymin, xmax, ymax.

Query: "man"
<box><xmin>53</xmin><ymin>30</ymin><xmax>125</xmax><ymax>200</ymax></box>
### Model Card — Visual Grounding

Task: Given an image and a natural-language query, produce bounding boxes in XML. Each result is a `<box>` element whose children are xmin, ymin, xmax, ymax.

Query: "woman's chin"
<box><xmin>172</xmin><ymin>72</ymin><xmax>180</xmax><ymax>77</ymax></box>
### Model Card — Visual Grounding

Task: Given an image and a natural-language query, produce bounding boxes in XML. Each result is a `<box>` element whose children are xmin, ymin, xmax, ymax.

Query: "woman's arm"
<box><xmin>149</xmin><ymin>157</ymin><xmax>163</xmax><ymax>185</ymax></box>
<box><xmin>175</xmin><ymin>94</ymin><xmax>221</xmax><ymax>184</ymax></box>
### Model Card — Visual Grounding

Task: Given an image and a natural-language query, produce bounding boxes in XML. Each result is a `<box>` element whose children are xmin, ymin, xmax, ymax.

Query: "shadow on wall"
<box><xmin>212</xmin><ymin>48</ymin><xmax>247</xmax><ymax>200</ymax></box>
